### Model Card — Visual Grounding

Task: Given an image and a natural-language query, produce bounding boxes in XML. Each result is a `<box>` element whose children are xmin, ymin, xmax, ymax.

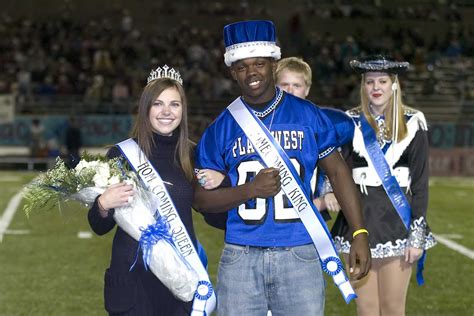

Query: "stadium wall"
<box><xmin>1</xmin><ymin>115</ymin><xmax>473</xmax><ymax>176</ymax></box>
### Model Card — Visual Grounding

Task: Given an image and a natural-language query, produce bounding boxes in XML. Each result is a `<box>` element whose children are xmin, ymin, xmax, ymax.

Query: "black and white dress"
<box><xmin>331</xmin><ymin>106</ymin><xmax>436</xmax><ymax>258</ymax></box>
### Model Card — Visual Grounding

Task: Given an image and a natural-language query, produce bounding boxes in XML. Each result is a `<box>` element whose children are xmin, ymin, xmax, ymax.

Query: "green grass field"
<box><xmin>0</xmin><ymin>172</ymin><xmax>472</xmax><ymax>315</ymax></box>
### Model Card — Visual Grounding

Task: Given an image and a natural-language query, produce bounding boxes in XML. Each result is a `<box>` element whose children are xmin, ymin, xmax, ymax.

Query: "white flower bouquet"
<box><xmin>23</xmin><ymin>154</ymin><xmax>199</xmax><ymax>302</ymax></box>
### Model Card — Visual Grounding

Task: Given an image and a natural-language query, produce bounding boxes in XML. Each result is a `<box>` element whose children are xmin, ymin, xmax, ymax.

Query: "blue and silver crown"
<box><xmin>147</xmin><ymin>65</ymin><xmax>183</xmax><ymax>85</ymax></box>
<box><xmin>223</xmin><ymin>20</ymin><xmax>281</xmax><ymax>67</ymax></box>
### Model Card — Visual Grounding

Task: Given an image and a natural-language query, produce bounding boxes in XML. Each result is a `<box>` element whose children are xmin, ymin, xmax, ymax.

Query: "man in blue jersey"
<box><xmin>193</xmin><ymin>20</ymin><xmax>370</xmax><ymax>315</ymax></box>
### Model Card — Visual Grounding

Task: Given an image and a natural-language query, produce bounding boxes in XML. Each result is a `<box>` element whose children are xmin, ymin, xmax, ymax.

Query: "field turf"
<box><xmin>0</xmin><ymin>172</ymin><xmax>472</xmax><ymax>315</ymax></box>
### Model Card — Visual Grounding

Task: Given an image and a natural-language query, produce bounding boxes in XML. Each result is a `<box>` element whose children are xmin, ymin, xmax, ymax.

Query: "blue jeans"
<box><xmin>216</xmin><ymin>243</ymin><xmax>325</xmax><ymax>316</ymax></box>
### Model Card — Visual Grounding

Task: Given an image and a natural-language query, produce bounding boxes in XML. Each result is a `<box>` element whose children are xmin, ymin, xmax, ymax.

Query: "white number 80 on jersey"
<box><xmin>236</xmin><ymin>159</ymin><xmax>305</xmax><ymax>224</ymax></box>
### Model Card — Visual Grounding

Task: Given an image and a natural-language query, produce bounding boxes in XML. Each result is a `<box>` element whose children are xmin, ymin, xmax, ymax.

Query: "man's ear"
<box><xmin>272</xmin><ymin>60</ymin><xmax>277</xmax><ymax>73</ymax></box>
<box><xmin>305</xmin><ymin>86</ymin><xmax>311</xmax><ymax>98</ymax></box>
<box><xmin>229</xmin><ymin>67</ymin><xmax>237</xmax><ymax>81</ymax></box>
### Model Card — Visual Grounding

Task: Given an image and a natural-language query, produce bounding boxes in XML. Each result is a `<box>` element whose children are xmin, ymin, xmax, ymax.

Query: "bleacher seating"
<box><xmin>0</xmin><ymin>0</ymin><xmax>471</xmax><ymax>141</ymax></box>
<box><xmin>402</xmin><ymin>57</ymin><xmax>473</xmax><ymax>123</ymax></box>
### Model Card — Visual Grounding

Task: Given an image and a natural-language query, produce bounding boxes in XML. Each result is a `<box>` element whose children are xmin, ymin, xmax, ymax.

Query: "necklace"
<box><xmin>375</xmin><ymin>117</ymin><xmax>390</xmax><ymax>146</ymax></box>
<box><xmin>369</xmin><ymin>104</ymin><xmax>391</xmax><ymax>146</ymax></box>
<box><xmin>252</xmin><ymin>89</ymin><xmax>283</xmax><ymax>118</ymax></box>
<box><xmin>267</xmin><ymin>106</ymin><xmax>277</xmax><ymax>131</ymax></box>
<box><xmin>250</xmin><ymin>88</ymin><xmax>283</xmax><ymax>131</ymax></box>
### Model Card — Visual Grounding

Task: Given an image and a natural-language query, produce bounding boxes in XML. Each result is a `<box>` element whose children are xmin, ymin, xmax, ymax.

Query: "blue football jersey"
<box><xmin>321</xmin><ymin>107</ymin><xmax>355</xmax><ymax>148</ymax></box>
<box><xmin>196</xmin><ymin>90</ymin><xmax>338</xmax><ymax>247</ymax></box>
<box><xmin>314</xmin><ymin>107</ymin><xmax>355</xmax><ymax>197</ymax></box>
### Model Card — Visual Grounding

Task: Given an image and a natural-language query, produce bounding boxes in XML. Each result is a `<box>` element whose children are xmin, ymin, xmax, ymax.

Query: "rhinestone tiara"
<box><xmin>147</xmin><ymin>65</ymin><xmax>183</xmax><ymax>85</ymax></box>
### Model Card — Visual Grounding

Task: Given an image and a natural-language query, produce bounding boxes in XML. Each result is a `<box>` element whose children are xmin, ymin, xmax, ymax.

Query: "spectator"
<box><xmin>112</xmin><ymin>79</ymin><xmax>130</xmax><ymax>100</ymax></box>
<box><xmin>29</xmin><ymin>118</ymin><xmax>44</xmax><ymax>158</ymax></box>
<box><xmin>84</xmin><ymin>75</ymin><xmax>106</xmax><ymax>102</ymax></box>
<box><xmin>65</xmin><ymin>117</ymin><xmax>82</xmax><ymax>168</ymax></box>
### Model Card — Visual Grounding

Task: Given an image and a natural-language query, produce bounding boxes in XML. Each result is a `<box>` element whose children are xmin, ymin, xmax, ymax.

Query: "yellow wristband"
<box><xmin>352</xmin><ymin>228</ymin><xmax>369</xmax><ymax>239</ymax></box>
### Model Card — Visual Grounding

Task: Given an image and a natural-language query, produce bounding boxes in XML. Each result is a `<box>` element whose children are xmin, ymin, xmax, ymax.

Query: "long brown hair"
<box><xmin>359</xmin><ymin>74</ymin><xmax>408</xmax><ymax>142</ymax></box>
<box><xmin>131</xmin><ymin>78</ymin><xmax>194</xmax><ymax>181</ymax></box>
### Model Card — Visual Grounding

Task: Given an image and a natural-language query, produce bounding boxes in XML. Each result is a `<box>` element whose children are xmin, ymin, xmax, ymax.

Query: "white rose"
<box><xmin>74</xmin><ymin>160</ymin><xmax>89</xmax><ymax>173</ymax></box>
<box><xmin>107</xmin><ymin>175</ymin><xmax>121</xmax><ymax>186</ymax></box>
<box><xmin>93</xmin><ymin>163</ymin><xmax>111</xmax><ymax>187</ymax></box>
<box><xmin>87</xmin><ymin>160</ymin><xmax>100</xmax><ymax>168</ymax></box>
<box><xmin>125</xmin><ymin>178</ymin><xmax>137</xmax><ymax>189</ymax></box>
<box><xmin>93</xmin><ymin>174</ymin><xmax>108</xmax><ymax>188</ymax></box>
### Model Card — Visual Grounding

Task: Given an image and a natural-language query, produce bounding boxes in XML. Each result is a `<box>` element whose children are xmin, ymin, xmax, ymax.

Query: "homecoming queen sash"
<box><xmin>228</xmin><ymin>98</ymin><xmax>356</xmax><ymax>303</ymax></box>
<box><xmin>117</xmin><ymin>139</ymin><xmax>216</xmax><ymax>316</ymax></box>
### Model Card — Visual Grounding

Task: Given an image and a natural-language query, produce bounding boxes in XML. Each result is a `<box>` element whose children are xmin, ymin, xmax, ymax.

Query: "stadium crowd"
<box><xmin>0</xmin><ymin>1</ymin><xmax>472</xmax><ymax>114</ymax></box>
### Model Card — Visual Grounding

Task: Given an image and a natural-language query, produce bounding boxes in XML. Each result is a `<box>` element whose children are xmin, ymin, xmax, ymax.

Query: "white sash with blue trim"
<box><xmin>117</xmin><ymin>139</ymin><xmax>216</xmax><ymax>316</ymax></box>
<box><xmin>227</xmin><ymin>98</ymin><xmax>356</xmax><ymax>303</ymax></box>
<box><xmin>359</xmin><ymin>113</ymin><xmax>411</xmax><ymax>229</ymax></box>
<box><xmin>359</xmin><ymin>113</ymin><xmax>428</xmax><ymax>285</ymax></box>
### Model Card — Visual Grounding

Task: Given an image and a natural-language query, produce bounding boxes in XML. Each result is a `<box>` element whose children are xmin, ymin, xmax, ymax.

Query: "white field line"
<box><xmin>77</xmin><ymin>231</ymin><xmax>92</xmax><ymax>239</ymax></box>
<box><xmin>4</xmin><ymin>229</ymin><xmax>30</xmax><ymax>235</ymax></box>
<box><xmin>437</xmin><ymin>233</ymin><xmax>463</xmax><ymax>239</ymax></box>
<box><xmin>0</xmin><ymin>182</ymin><xmax>93</xmax><ymax>242</ymax></box>
<box><xmin>0</xmin><ymin>190</ymin><xmax>24</xmax><ymax>242</ymax></box>
<box><xmin>434</xmin><ymin>234</ymin><xmax>474</xmax><ymax>260</ymax></box>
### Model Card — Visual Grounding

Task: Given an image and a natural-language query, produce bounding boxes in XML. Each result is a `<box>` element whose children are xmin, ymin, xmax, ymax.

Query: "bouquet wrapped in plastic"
<box><xmin>23</xmin><ymin>155</ymin><xmax>199</xmax><ymax>302</ymax></box>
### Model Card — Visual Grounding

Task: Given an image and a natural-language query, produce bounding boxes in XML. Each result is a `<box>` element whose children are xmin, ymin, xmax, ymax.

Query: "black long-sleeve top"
<box><xmin>88</xmin><ymin>133</ymin><xmax>196</xmax><ymax>315</ymax></box>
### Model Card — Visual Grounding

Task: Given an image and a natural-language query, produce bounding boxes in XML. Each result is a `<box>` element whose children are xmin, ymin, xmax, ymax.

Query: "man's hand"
<box><xmin>248</xmin><ymin>167</ymin><xmax>281</xmax><ymax>199</ymax></box>
<box><xmin>193</xmin><ymin>167</ymin><xmax>281</xmax><ymax>214</ymax></box>
<box><xmin>348</xmin><ymin>233</ymin><xmax>371</xmax><ymax>280</ymax></box>
<box><xmin>313</xmin><ymin>197</ymin><xmax>324</xmax><ymax>210</ymax></box>
<box><xmin>318</xmin><ymin>152</ymin><xmax>370</xmax><ymax>279</ymax></box>
<box><xmin>323</xmin><ymin>193</ymin><xmax>341</xmax><ymax>212</ymax></box>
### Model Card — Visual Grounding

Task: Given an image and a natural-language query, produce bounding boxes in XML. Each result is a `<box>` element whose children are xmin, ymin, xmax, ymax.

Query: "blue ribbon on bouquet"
<box><xmin>129</xmin><ymin>215</ymin><xmax>192</xmax><ymax>272</ymax></box>
<box><xmin>116</xmin><ymin>158</ymin><xmax>129</xmax><ymax>179</ymax></box>
<box><xmin>45</xmin><ymin>184</ymin><xmax>69</xmax><ymax>194</ymax></box>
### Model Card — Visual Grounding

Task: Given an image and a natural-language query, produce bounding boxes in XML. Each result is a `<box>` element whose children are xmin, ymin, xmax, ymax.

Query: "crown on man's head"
<box><xmin>147</xmin><ymin>65</ymin><xmax>183</xmax><ymax>85</ymax></box>
<box><xmin>223</xmin><ymin>20</ymin><xmax>281</xmax><ymax>67</ymax></box>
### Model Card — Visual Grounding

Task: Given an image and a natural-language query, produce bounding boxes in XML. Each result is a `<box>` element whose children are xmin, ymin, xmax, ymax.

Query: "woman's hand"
<box><xmin>97</xmin><ymin>182</ymin><xmax>135</xmax><ymax>217</ymax></box>
<box><xmin>405</xmin><ymin>247</ymin><xmax>423</xmax><ymax>264</ymax></box>
<box><xmin>196</xmin><ymin>169</ymin><xmax>225</xmax><ymax>190</ymax></box>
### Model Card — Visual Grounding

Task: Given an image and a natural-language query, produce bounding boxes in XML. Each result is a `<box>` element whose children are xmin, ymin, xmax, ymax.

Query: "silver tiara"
<box><xmin>147</xmin><ymin>65</ymin><xmax>183</xmax><ymax>85</ymax></box>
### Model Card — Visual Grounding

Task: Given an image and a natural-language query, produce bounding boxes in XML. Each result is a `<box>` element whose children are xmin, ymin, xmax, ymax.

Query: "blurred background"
<box><xmin>0</xmin><ymin>0</ymin><xmax>472</xmax><ymax>175</ymax></box>
<box><xmin>0</xmin><ymin>1</ymin><xmax>472</xmax><ymax>315</ymax></box>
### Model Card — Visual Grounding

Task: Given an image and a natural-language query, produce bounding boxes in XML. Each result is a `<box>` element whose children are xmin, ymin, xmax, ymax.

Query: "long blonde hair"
<box><xmin>131</xmin><ymin>78</ymin><xmax>194</xmax><ymax>181</ymax></box>
<box><xmin>359</xmin><ymin>74</ymin><xmax>408</xmax><ymax>142</ymax></box>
